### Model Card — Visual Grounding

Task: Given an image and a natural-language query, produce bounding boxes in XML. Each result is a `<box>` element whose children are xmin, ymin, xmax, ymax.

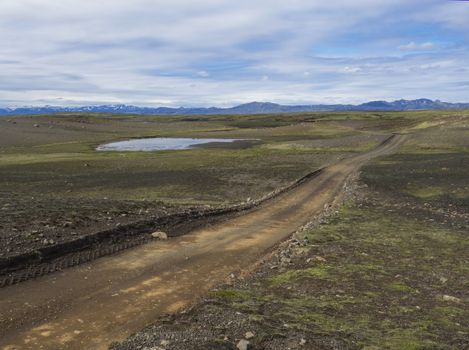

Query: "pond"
<box><xmin>96</xmin><ymin>137</ymin><xmax>255</xmax><ymax>151</ymax></box>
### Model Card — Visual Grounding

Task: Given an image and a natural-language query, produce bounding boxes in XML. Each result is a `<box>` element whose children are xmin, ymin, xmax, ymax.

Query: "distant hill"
<box><xmin>1</xmin><ymin>99</ymin><xmax>469</xmax><ymax>116</ymax></box>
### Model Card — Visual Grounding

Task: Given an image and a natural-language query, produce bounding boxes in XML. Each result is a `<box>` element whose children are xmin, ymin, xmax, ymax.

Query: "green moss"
<box><xmin>208</xmin><ymin>197</ymin><xmax>467</xmax><ymax>348</ymax></box>
<box><xmin>374</xmin><ymin>326</ymin><xmax>438</xmax><ymax>350</ymax></box>
<box><xmin>269</xmin><ymin>266</ymin><xmax>330</xmax><ymax>285</ymax></box>
<box><xmin>405</xmin><ymin>186</ymin><xmax>445</xmax><ymax>199</ymax></box>
<box><xmin>306</xmin><ymin>230</ymin><xmax>343</xmax><ymax>243</ymax></box>
<box><xmin>432</xmin><ymin>306</ymin><xmax>464</xmax><ymax>318</ymax></box>
<box><xmin>387</xmin><ymin>282</ymin><xmax>417</xmax><ymax>294</ymax></box>
<box><xmin>211</xmin><ymin>288</ymin><xmax>253</xmax><ymax>302</ymax></box>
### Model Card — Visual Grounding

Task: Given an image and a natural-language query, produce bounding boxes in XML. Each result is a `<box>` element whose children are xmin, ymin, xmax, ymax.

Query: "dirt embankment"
<box><xmin>0</xmin><ymin>167</ymin><xmax>323</xmax><ymax>287</ymax></box>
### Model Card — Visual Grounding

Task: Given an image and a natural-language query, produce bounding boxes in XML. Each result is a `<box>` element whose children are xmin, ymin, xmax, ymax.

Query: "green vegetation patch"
<box><xmin>269</xmin><ymin>266</ymin><xmax>331</xmax><ymax>286</ymax></box>
<box><xmin>363</xmin><ymin>152</ymin><xmax>469</xmax><ymax>210</ymax></box>
<box><xmin>210</xmin><ymin>201</ymin><xmax>468</xmax><ymax>349</ymax></box>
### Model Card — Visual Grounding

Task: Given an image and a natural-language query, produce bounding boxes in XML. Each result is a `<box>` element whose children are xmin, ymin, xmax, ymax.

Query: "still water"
<box><xmin>97</xmin><ymin>137</ymin><xmax>250</xmax><ymax>151</ymax></box>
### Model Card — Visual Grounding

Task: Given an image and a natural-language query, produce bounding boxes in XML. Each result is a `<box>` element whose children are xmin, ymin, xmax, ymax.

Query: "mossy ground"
<box><xmin>0</xmin><ymin>111</ymin><xmax>396</xmax><ymax>257</ymax></box>
<box><xmin>113</xmin><ymin>113</ymin><xmax>468</xmax><ymax>350</ymax></box>
<box><xmin>113</xmin><ymin>191</ymin><xmax>468</xmax><ymax>350</ymax></box>
<box><xmin>204</xmin><ymin>202</ymin><xmax>468</xmax><ymax>349</ymax></box>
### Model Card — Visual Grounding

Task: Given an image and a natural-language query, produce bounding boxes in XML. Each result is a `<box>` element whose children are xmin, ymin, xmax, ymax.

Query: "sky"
<box><xmin>0</xmin><ymin>0</ymin><xmax>468</xmax><ymax>107</ymax></box>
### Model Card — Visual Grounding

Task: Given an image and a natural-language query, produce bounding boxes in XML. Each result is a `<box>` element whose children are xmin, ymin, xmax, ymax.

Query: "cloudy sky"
<box><xmin>1</xmin><ymin>0</ymin><xmax>468</xmax><ymax>107</ymax></box>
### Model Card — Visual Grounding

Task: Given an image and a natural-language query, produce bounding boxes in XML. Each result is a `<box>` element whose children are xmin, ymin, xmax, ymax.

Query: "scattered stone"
<box><xmin>42</xmin><ymin>239</ymin><xmax>55</xmax><ymax>245</ymax></box>
<box><xmin>245</xmin><ymin>331</ymin><xmax>255</xmax><ymax>339</ymax></box>
<box><xmin>33</xmin><ymin>124</ymin><xmax>40</xmax><ymax>127</ymax></box>
<box><xmin>160</xmin><ymin>339</ymin><xmax>170</xmax><ymax>346</ymax></box>
<box><xmin>442</xmin><ymin>295</ymin><xmax>461</xmax><ymax>303</ymax></box>
<box><xmin>300</xmin><ymin>338</ymin><xmax>307</xmax><ymax>346</ymax></box>
<box><xmin>151</xmin><ymin>231</ymin><xmax>168</xmax><ymax>240</ymax></box>
<box><xmin>237</xmin><ymin>339</ymin><xmax>250</xmax><ymax>350</ymax></box>
<box><xmin>307</xmin><ymin>255</ymin><xmax>326</xmax><ymax>263</ymax></box>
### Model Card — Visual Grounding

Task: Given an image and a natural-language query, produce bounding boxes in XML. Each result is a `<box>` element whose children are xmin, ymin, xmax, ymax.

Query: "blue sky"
<box><xmin>0</xmin><ymin>0</ymin><xmax>468</xmax><ymax>107</ymax></box>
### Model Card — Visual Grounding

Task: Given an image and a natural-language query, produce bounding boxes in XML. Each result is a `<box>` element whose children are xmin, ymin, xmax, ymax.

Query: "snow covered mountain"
<box><xmin>1</xmin><ymin>99</ymin><xmax>468</xmax><ymax>116</ymax></box>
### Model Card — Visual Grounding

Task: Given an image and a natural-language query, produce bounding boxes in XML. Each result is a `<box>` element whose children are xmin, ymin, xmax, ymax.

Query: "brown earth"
<box><xmin>0</xmin><ymin>134</ymin><xmax>406</xmax><ymax>350</ymax></box>
<box><xmin>112</xmin><ymin>188</ymin><xmax>468</xmax><ymax>350</ymax></box>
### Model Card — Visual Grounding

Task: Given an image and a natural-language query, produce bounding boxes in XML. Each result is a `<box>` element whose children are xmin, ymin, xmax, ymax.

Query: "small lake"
<box><xmin>96</xmin><ymin>137</ymin><xmax>255</xmax><ymax>151</ymax></box>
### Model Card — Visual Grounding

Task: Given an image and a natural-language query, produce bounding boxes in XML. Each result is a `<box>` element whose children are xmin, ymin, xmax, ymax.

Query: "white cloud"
<box><xmin>343</xmin><ymin>66</ymin><xmax>362</xmax><ymax>73</ymax></box>
<box><xmin>0</xmin><ymin>0</ymin><xmax>468</xmax><ymax>106</ymax></box>
<box><xmin>417</xmin><ymin>1</ymin><xmax>469</xmax><ymax>31</ymax></box>
<box><xmin>399</xmin><ymin>42</ymin><xmax>436</xmax><ymax>51</ymax></box>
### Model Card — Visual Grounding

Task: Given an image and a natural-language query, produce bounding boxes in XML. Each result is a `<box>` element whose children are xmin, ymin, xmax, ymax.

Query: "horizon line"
<box><xmin>1</xmin><ymin>98</ymin><xmax>468</xmax><ymax>110</ymax></box>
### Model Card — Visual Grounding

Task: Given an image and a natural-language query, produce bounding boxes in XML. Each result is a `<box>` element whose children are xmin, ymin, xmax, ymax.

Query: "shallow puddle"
<box><xmin>97</xmin><ymin>137</ymin><xmax>253</xmax><ymax>151</ymax></box>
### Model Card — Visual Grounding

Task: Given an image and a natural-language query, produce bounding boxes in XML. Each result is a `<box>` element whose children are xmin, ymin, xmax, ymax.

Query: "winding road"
<box><xmin>0</xmin><ymin>134</ymin><xmax>407</xmax><ymax>350</ymax></box>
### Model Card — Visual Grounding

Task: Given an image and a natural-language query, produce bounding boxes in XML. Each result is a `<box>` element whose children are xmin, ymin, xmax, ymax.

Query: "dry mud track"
<box><xmin>0</xmin><ymin>134</ymin><xmax>406</xmax><ymax>350</ymax></box>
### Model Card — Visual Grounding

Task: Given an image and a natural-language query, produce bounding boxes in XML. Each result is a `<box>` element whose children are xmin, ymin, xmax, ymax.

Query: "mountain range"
<box><xmin>1</xmin><ymin>99</ymin><xmax>469</xmax><ymax>116</ymax></box>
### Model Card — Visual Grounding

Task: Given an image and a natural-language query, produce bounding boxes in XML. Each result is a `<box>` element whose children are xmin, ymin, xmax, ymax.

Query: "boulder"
<box><xmin>151</xmin><ymin>231</ymin><xmax>168</xmax><ymax>240</ymax></box>
<box><xmin>245</xmin><ymin>331</ymin><xmax>255</xmax><ymax>339</ymax></box>
<box><xmin>442</xmin><ymin>295</ymin><xmax>461</xmax><ymax>303</ymax></box>
<box><xmin>237</xmin><ymin>339</ymin><xmax>250</xmax><ymax>350</ymax></box>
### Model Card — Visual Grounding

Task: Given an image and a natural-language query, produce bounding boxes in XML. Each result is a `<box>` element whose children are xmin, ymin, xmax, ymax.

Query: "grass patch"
<box><xmin>211</xmin><ymin>288</ymin><xmax>253</xmax><ymax>302</ymax></box>
<box><xmin>269</xmin><ymin>266</ymin><xmax>330</xmax><ymax>286</ymax></box>
<box><xmin>406</xmin><ymin>186</ymin><xmax>445</xmax><ymax>199</ymax></box>
<box><xmin>387</xmin><ymin>282</ymin><xmax>417</xmax><ymax>294</ymax></box>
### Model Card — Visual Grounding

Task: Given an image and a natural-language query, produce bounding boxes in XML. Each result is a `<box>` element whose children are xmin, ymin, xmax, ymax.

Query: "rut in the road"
<box><xmin>0</xmin><ymin>168</ymin><xmax>326</xmax><ymax>288</ymax></box>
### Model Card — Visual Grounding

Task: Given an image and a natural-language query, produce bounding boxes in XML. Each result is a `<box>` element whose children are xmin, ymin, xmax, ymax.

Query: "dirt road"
<box><xmin>0</xmin><ymin>134</ymin><xmax>407</xmax><ymax>350</ymax></box>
